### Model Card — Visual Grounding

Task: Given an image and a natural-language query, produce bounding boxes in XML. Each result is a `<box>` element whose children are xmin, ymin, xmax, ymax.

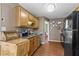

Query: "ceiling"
<box><xmin>19</xmin><ymin>3</ymin><xmax>79</xmax><ymax>20</ymax></box>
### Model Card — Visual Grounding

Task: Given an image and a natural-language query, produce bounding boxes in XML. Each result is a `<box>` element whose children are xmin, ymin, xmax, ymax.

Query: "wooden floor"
<box><xmin>33</xmin><ymin>42</ymin><xmax>64</xmax><ymax>56</ymax></box>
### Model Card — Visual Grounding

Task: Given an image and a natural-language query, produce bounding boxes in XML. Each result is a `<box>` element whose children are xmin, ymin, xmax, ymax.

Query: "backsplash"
<box><xmin>17</xmin><ymin>28</ymin><xmax>38</xmax><ymax>37</ymax></box>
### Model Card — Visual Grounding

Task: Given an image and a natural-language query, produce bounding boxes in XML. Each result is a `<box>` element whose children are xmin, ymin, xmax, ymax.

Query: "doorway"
<box><xmin>44</xmin><ymin>20</ymin><xmax>49</xmax><ymax>43</ymax></box>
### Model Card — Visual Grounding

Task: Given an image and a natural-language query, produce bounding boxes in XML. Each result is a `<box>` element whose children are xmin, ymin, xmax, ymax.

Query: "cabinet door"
<box><xmin>34</xmin><ymin>36</ymin><xmax>40</xmax><ymax>49</ymax></box>
<box><xmin>1</xmin><ymin>44</ymin><xmax>9</xmax><ymax>56</ymax></box>
<box><xmin>37</xmin><ymin>36</ymin><xmax>41</xmax><ymax>47</ymax></box>
<box><xmin>29</xmin><ymin>14</ymin><xmax>39</xmax><ymax>28</ymax></box>
<box><xmin>28</xmin><ymin>14</ymin><xmax>34</xmax><ymax>27</ymax></box>
<box><xmin>29</xmin><ymin>14</ymin><xmax>33</xmax><ymax>21</ymax></box>
<box><xmin>34</xmin><ymin>17</ymin><xmax>39</xmax><ymax>28</ymax></box>
<box><xmin>20</xmin><ymin>8</ymin><xmax>28</xmax><ymax>26</ymax></box>
<box><xmin>17</xmin><ymin>42</ymin><xmax>27</xmax><ymax>56</ymax></box>
<box><xmin>16</xmin><ymin>6</ymin><xmax>20</xmax><ymax>26</ymax></box>
<box><xmin>16</xmin><ymin>6</ymin><xmax>29</xmax><ymax>27</ymax></box>
<box><xmin>28</xmin><ymin>38</ymin><xmax>34</xmax><ymax>55</ymax></box>
<box><xmin>1</xmin><ymin>43</ymin><xmax>16</xmax><ymax>56</ymax></box>
<box><xmin>32</xmin><ymin>17</ymin><xmax>39</xmax><ymax>28</ymax></box>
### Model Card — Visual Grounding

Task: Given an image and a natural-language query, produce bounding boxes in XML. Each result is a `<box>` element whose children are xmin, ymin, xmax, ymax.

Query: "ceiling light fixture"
<box><xmin>47</xmin><ymin>3</ymin><xmax>55</xmax><ymax>12</ymax></box>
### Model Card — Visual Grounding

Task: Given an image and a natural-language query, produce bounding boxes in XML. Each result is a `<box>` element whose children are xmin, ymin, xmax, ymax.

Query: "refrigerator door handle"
<box><xmin>72</xmin><ymin>29</ymin><xmax>78</xmax><ymax>31</ymax></box>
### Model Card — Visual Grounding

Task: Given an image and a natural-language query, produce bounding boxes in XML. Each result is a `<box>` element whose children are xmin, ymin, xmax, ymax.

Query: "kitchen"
<box><xmin>0</xmin><ymin>3</ymin><xmax>79</xmax><ymax>56</ymax></box>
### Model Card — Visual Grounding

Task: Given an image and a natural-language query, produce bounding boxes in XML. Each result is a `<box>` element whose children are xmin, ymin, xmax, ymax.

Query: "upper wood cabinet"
<box><xmin>16</xmin><ymin>6</ymin><xmax>39</xmax><ymax>28</ymax></box>
<box><xmin>33</xmin><ymin>17</ymin><xmax>39</xmax><ymax>28</ymax></box>
<box><xmin>29</xmin><ymin>14</ymin><xmax>39</xmax><ymax>28</ymax></box>
<box><xmin>16</xmin><ymin>6</ymin><xmax>29</xmax><ymax>27</ymax></box>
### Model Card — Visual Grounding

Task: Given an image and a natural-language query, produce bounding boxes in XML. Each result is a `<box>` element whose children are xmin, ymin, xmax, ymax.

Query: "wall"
<box><xmin>49</xmin><ymin>18</ymin><xmax>65</xmax><ymax>42</ymax></box>
<box><xmin>0</xmin><ymin>3</ymin><xmax>1</xmax><ymax>55</ymax></box>
<box><xmin>37</xmin><ymin>17</ymin><xmax>49</xmax><ymax>44</ymax></box>
<box><xmin>0</xmin><ymin>4</ymin><xmax>19</xmax><ymax>55</ymax></box>
<box><xmin>37</xmin><ymin>17</ymin><xmax>45</xmax><ymax>44</ymax></box>
<box><xmin>0</xmin><ymin>4</ymin><xmax>1</xmax><ymax>39</ymax></box>
<box><xmin>1</xmin><ymin>3</ymin><xmax>18</xmax><ymax>31</ymax></box>
<box><xmin>0</xmin><ymin>4</ymin><xmax>1</xmax><ymax>31</ymax></box>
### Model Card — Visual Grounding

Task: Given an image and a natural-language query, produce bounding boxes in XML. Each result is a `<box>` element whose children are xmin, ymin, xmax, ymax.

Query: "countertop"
<box><xmin>20</xmin><ymin>34</ymin><xmax>41</xmax><ymax>39</ymax></box>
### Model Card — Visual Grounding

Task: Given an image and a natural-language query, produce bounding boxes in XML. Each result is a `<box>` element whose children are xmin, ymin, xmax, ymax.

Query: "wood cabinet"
<box><xmin>16</xmin><ymin>6</ymin><xmax>39</xmax><ymax>28</ymax></box>
<box><xmin>33</xmin><ymin>36</ymin><xmax>39</xmax><ymax>51</ymax></box>
<box><xmin>28</xmin><ymin>37</ymin><xmax>34</xmax><ymax>55</ymax></box>
<box><xmin>0</xmin><ymin>39</ymin><xmax>29</xmax><ymax>56</ymax></box>
<box><xmin>16</xmin><ymin>6</ymin><xmax>29</xmax><ymax>27</ymax></box>
<box><xmin>0</xmin><ymin>35</ymin><xmax>41</xmax><ymax>56</ymax></box>
<box><xmin>37</xmin><ymin>36</ymin><xmax>41</xmax><ymax>47</ymax></box>
<box><xmin>33</xmin><ymin>36</ymin><xmax>40</xmax><ymax>50</ymax></box>
<box><xmin>33</xmin><ymin>17</ymin><xmax>39</xmax><ymax>28</ymax></box>
<box><xmin>29</xmin><ymin>14</ymin><xmax>39</xmax><ymax>28</ymax></box>
<box><xmin>28</xmin><ymin>35</ymin><xmax>40</xmax><ymax>55</ymax></box>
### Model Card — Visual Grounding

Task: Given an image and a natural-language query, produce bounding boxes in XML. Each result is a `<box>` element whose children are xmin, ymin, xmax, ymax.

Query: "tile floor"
<box><xmin>33</xmin><ymin>42</ymin><xmax>64</xmax><ymax>56</ymax></box>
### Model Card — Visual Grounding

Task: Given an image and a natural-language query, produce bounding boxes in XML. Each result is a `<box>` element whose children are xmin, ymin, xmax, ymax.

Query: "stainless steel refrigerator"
<box><xmin>64</xmin><ymin>11</ymin><xmax>79</xmax><ymax>56</ymax></box>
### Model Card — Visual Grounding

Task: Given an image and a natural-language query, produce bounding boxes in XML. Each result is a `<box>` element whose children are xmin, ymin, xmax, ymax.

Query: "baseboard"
<box><xmin>41</xmin><ymin>40</ymin><xmax>64</xmax><ymax>44</ymax></box>
<box><xmin>48</xmin><ymin>40</ymin><xmax>64</xmax><ymax>42</ymax></box>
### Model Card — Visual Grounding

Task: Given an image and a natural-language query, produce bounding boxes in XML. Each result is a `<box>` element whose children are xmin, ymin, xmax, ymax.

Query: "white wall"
<box><xmin>49</xmin><ymin>18</ymin><xmax>65</xmax><ymax>42</ymax></box>
<box><xmin>0</xmin><ymin>4</ymin><xmax>1</xmax><ymax>31</ymax></box>
<box><xmin>37</xmin><ymin>17</ymin><xmax>49</xmax><ymax>44</ymax></box>
<box><xmin>37</xmin><ymin>17</ymin><xmax>45</xmax><ymax>44</ymax></box>
<box><xmin>1</xmin><ymin>3</ymin><xmax>18</xmax><ymax>31</ymax></box>
<box><xmin>0</xmin><ymin>3</ymin><xmax>1</xmax><ymax>55</ymax></box>
<box><xmin>0</xmin><ymin>4</ymin><xmax>2</xmax><ymax>41</ymax></box>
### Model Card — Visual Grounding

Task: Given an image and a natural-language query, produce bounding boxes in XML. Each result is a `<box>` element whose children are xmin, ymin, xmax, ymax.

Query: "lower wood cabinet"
<box><xmin>28</xmin><ymin>37</ymin><xmax>34</xmax><ymax>55</ymax></box>
<box><xmin>37</xmin><ymin>36</ymin><xmax>41</xmax><ymax>47</ymax></box>
<box><xmin>0</xmin><ymin>39</ymin><xmax>29</xmax><ymax>56</ymax></box>
<box><xmin>28</xmin><ymin>35</ymin><xmax>41</xmax><ymax>56</ymax></box>
<box><xmin>33</xmin><ymin>37</ymin><xmax>38</xmax><ymax>51</ymax></box>
<box><xmin>0</xmin><ymin>35</ymin><xmax>41</xmax><ymax>56</ymax></box>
